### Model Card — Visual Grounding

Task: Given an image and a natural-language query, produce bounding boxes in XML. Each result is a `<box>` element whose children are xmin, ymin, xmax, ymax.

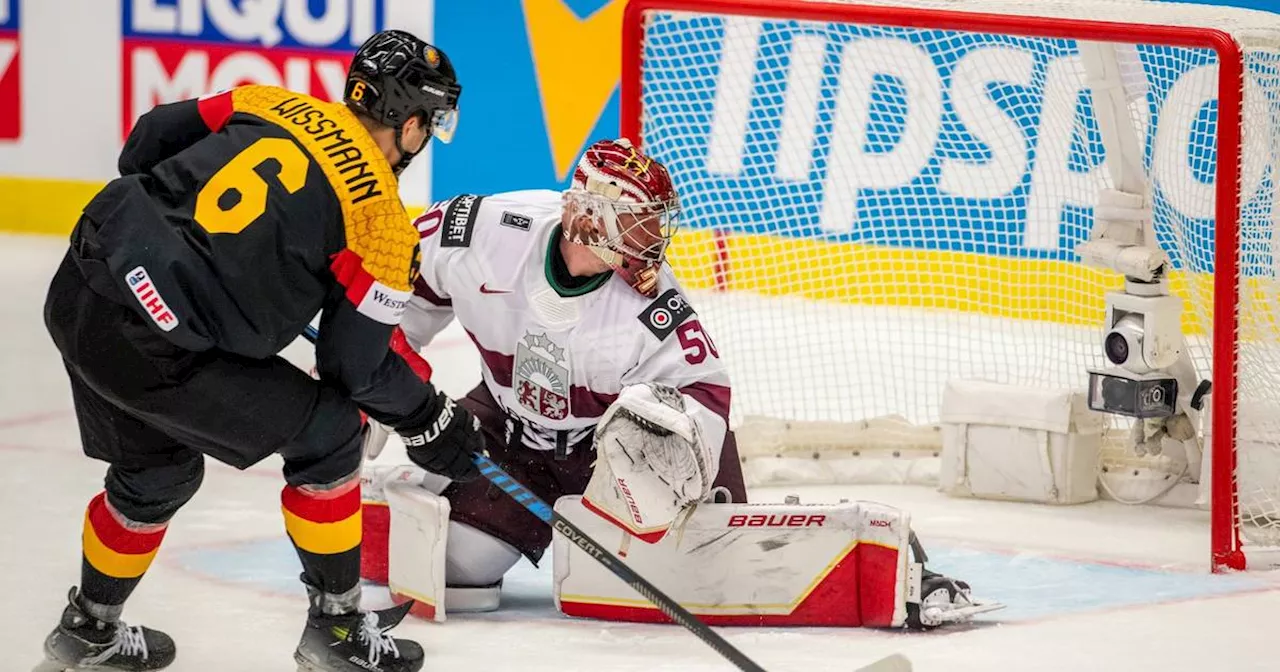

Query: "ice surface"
<box><xmin>3</xmin><ymin>234</ymin><xmax>1277</xmax><ymax>672</ymax></box>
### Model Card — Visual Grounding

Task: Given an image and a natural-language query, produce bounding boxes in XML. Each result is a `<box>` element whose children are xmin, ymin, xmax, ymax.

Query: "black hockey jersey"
<box><xmin>70</xmin><ymin>85</ymin><xmax>429</xmax><ymax>424</ymax></box>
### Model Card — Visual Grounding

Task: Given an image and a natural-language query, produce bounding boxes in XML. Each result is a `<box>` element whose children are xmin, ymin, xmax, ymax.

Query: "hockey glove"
<box><xmin>396</xmin><ymin>392</ymin><xmax>483</xmax><ymax>482</ymax></box>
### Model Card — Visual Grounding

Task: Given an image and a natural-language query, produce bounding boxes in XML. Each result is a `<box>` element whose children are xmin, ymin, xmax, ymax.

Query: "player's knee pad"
<box><xmin>104</xmin><ymin>451</ymin><xmax>205</xmax><ymax>524</ymax></box>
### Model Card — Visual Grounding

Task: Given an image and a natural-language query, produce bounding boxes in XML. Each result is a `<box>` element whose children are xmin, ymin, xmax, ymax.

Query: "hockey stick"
<box><xmin>301</xmin><ymin>325</ymin><xmax>911</xmax><ymax>672</ymax></box>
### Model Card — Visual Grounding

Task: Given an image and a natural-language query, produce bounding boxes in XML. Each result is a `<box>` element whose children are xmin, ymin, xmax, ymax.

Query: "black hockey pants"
<box><xmin>44</xmin><ymin>248</ymin><xmax>364</xmax><ymax>525</ymax></box>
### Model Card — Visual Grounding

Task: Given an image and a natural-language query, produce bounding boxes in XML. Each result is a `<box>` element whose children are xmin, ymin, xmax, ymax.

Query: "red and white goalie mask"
<box><xmin>563</xmin><ymin>138</ymin><xmax>681</xmax><ymax>297</ymax></box>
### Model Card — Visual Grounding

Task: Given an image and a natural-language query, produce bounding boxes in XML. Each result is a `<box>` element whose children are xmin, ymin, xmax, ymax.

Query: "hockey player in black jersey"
<box><xmin>39</xmin><ymin>30</ymin><xmax>482</xmax><ymax>672</ymax></box>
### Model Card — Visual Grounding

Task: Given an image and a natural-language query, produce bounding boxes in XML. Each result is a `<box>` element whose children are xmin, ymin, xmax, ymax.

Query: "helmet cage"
<box><xmin>562</xmin><ymin>138</ymin><xmax>680</xmax><ymax>297</ymax></box>
<box><xmin>563</xmin><ymin>186</ymin><xmax>680</xmax><ymax>268</ymax></box>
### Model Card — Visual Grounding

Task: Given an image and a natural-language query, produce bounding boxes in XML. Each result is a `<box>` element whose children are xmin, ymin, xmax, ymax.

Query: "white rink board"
<box><xmin>2</xmin><ymin>233</ymin><xmax>1278</xmax><ymax>672</ymax></box>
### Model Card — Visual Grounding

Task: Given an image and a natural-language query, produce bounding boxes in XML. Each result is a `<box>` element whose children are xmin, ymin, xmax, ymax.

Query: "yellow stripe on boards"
<box><xmin>665</xmin><ymin>230</ymin><xmax>1228</xmax><ymax>335</ymax></box>
<box><xmin>4</xmin><ymin>175</ymin><xmax>1250</xmax><ymax>342</ymax></box>
<box><xmin>81</xmin><ymin>517</ymin><xmax>159</xmax><ymax>579</ymax></box>
<box><xmin>0</xmin><ymin>176</ymin><xmax>104</xmax><ymax>236</ymax></box>
<box><xmin>282</xmin><ymin>507</ymin><xmax>362</xmax><ymax>555</ymax></box>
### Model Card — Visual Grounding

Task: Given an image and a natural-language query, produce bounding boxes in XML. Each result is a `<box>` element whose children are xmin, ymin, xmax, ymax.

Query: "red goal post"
<box><xmin>621</xmin><ymin>0</ymin><xmax>1280</xmax><ymax>572</ymax></box>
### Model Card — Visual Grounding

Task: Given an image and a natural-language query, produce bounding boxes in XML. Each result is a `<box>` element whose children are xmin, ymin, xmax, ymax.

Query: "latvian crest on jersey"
<box><xmin>515</xmin><ymin>332</ymin><xmax>570</xmax><ymax>420</ymax></box>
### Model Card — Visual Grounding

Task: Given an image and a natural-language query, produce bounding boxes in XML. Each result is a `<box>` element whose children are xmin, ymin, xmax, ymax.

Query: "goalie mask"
<box><xmin>563</xmin><ymin>139</ymin><xmax>681</xmax><ymax>297</ymax></box>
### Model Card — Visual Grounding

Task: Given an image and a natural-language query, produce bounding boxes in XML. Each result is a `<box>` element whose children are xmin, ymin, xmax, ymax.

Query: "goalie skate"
<box><xmin>906</xmin><ymin>567</ymin><xmax>1005</xmax><ymax>630</ymax></box>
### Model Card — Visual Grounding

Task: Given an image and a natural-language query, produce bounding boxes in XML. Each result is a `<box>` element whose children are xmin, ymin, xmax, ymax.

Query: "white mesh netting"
<box><xmin>630</xmin><ymin>0</ymin><xmax>1280</xmax><ymax>557</ymax></box>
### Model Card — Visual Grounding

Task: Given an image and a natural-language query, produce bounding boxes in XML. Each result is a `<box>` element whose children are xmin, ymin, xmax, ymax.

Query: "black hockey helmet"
<box><xmin>345</xmin><ymin>30</ymin><xmax>461</xmax><ymax>172</ymax></box>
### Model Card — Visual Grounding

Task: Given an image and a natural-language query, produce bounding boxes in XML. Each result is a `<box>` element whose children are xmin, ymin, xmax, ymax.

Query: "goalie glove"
<box><xmin>583</xmin><ymin>383</ymin><xmax>715</xmax><ymax>543</ymax></box>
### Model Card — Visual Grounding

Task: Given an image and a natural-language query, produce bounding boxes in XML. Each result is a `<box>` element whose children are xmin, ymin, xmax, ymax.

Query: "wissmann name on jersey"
<box><xmin>268</xmin><ymin>97</ymin><xmax>384</xmax><ymax>206</ymax></box>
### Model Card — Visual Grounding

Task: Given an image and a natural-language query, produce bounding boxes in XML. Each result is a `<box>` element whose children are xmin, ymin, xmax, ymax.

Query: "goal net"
<box><xmin>622</xmin><ymin>0</ymin><xmax>1280</xmax><ymax>571</ymax></box>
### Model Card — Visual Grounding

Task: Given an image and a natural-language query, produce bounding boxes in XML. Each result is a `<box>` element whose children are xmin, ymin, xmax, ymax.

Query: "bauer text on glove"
<box><xmin>398</xmin><ymin>393</ymin><xmax>483</xmax><ymax>482</ymax></box>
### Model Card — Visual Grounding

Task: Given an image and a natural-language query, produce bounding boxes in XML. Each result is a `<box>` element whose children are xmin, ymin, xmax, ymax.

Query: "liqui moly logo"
<box><xmin>0</xmin><ymin>0</ymin><xmax>19</xmax><ymax>139</ymax></box>
<box><xmin>126</xmin><ymin>267</ymin><xmax>179</xmax><ymax>332</ymax></box>
<box><xmin>120</xmin><ymin>1</ymin><xmax>420</xmax><ymax>139</ymax></box>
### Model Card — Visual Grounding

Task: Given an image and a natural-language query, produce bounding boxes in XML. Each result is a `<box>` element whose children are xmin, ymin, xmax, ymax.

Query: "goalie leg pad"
<box><xmin>361</xmin><ymin>465</ymin><xmax>445</xmax><ymax>584</ymax></box>
<box><xmin>555</xmin><ymin>495</ymin><xmax>912</xmax><ymax>627</ymax></box>
<box><xmin>364</xmin><ymin>465</ymin><xmax>525</xmax><ymax>618</ymax></box>
<box><xmin>384</xmin><ymin>481</ymin><xmax>451</xmax><ymax>622</ymax></box>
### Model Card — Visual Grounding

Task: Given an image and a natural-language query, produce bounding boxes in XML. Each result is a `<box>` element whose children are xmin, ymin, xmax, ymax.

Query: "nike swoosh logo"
<box><xmin>479</xmin><ymin>283</ymin><xmax>512</xmax><ymax>295</ymax></box>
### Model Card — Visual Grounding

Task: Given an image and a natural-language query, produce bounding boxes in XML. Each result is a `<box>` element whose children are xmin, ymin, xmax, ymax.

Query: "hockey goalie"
<box><xmin>362</xmin><ymin>138</ymin><xmax>996</xmax><ymax>629</ymax></box>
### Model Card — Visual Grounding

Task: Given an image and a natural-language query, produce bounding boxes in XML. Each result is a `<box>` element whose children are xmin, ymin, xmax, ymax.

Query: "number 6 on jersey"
<box><xmin>194</xmin><ymin>137</ymin><xmax>310</xmax><ymax>234</ymax></box>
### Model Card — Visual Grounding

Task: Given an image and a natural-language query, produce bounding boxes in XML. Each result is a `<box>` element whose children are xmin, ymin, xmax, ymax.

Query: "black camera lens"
<box><xmin>1105</xmin><ymin>331</ymin><xmax>1129</xmax><ymax>365</ymax></box>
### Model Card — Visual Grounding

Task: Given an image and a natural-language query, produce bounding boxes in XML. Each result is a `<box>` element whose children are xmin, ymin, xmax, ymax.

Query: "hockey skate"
<box><xmin>906</xmin><ymin>568</ymin><xmax>1005</xmax><ymax>630</ymax></box>
<box><xmin>35</xmin><ymin>587</ymin><xmax>175</xmax><ymax>672</ymax></box>
<box><xmin>294</xmin><ymin>585</ymin><xmax>424</xmax><ymax>672</ymax></box>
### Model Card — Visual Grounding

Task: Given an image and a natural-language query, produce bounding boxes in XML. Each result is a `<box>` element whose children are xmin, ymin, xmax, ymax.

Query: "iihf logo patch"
<box><xmin>125</xmin><ymin>266</ymin><xmax>179</xmax><ymax>332</ymax></box>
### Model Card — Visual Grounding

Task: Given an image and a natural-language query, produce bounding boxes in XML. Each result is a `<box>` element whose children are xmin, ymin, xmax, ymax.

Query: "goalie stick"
<box><xmin>300</xmin><ymin>325</ymin><xmax>911</xmax><ymax>672</ymax></box>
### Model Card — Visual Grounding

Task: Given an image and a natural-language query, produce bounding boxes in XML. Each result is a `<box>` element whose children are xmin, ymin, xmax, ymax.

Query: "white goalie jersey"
<box><xmin>403</xmin><ymin>189</ymin><xmax>731</xmax><ymax>467</ymax></box>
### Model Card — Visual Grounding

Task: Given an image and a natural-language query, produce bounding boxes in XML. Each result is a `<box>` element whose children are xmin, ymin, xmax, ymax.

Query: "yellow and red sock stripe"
<box><xmin>81</xmin><ymin>493</ymin><xmax>168</xmax><ymax>580</ymax></box>
<box><xmin>282</xmin><ymin>481</ymin><xmax>362</xmax><ymax>555</ymax></box>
